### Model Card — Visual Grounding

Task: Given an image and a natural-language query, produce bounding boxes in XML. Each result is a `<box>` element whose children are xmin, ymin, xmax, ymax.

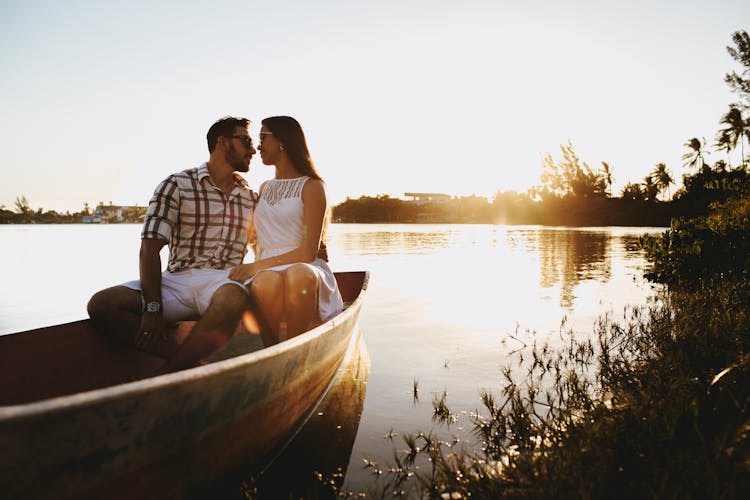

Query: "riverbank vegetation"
<box><xmin>333</xmin><ymin>149</ymin><xmax>747</xmax><ymax>226</ymax></box>
<box><xmin>336</xmin><ymin>30</ymin><xmax>750</xmax><ymax>498</ymax></box>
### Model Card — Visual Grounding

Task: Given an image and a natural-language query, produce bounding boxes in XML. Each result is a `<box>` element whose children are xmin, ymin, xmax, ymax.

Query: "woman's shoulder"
<box><xmin>301</xmin><ymin>177</ymin><xmax>326</xmax><ymax>202</ymax></box>
<box><xmin>301</xmin><ymin>177</ymin><xmax>325</xmax><ymax>192</ymax></box>
<box><xmin>301</xmin><ymin>176</ymin><xmax>324</xmax><ymax>186</ymax></box>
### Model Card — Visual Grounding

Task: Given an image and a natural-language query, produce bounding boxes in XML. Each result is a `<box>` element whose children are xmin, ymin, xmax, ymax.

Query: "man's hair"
<box><xmin>207</xmin><ymin>116</ymin><xmax>251</xmax><ymax>153</ymax></box>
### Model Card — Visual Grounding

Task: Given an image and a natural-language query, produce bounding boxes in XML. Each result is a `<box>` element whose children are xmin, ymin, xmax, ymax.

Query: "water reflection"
<box><xmin>330</xmin><ymin>225</ymin><xmax>648</xmax><ymax>312</ymax></box>
<box><xmin>339</xmin><ymin>229</ymin><xmax>452</xmax><ymax>256</ymax></box>
<box><xmin>235</xmin><ymin>334</ymin><xmax>371</xmax><ymax>499</ymax></box>
<box><xmin>530</xmin><ymin>230</ymin><xmax>612</xmax><ymax>309</ymax></box>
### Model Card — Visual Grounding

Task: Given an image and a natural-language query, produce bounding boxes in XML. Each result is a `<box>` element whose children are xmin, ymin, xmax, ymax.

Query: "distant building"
<box><xmin>403</xmin><ymin>192</ymin><xmax>452</xmax><ymax>204</ymax></box>
<box><xmin>88</xmin><ymin>203</ymin><xmax>147</xmax><ymax>223</ymax></box>
<box><xmin>95</xmin><ymin>204</ymin><xmax>124</xmax><ymax>221</ymax></box>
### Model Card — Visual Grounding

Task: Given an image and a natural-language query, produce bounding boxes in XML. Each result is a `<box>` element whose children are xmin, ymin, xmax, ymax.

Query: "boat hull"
<box><xmin>0</xmin><ymin>271</ymin><xmax>368</xmax><ymax>499</ymax></box>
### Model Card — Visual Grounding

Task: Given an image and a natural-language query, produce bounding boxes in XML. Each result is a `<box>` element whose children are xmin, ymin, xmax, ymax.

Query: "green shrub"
<box><xmin>641</xmin><ymin>190</ymin><xmax>750</xmax><ymax>286</ymax></box>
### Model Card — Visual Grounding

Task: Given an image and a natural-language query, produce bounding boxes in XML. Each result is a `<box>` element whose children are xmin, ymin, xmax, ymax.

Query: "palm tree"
<box><xmin>600</xmin><ymin>161</ymin><xmax>614</xmax><ymax>197</ymax></box>
<box><xmin>651</xmin><ymin>163</ymin><xmax>674</xmax><ymax>201</ymax></box>
<box><xmin>14</xmin><ymin>195</ymin><xmax>31</xmax><ymax>215</ymax></box>
<box><xmin>682</xmin><ymin>137</ymin><xmax>707</xmax><ymax>170</ymax></box>
<box><xmin>725</xmin><ymin>30</ymin><xmax>750</xmax><ymax>109</ymax></box>
<box><xmin>715</xmin><ymin>129</ymin><xmax>733</xmax><ymax>163</ymax></box>
<box><xmin>715</xmin><ymin>105</ymin><xmax>749</xmax><ymax>166</ymax></box>
<box><xmin>621</xmin><ymin>182</ymin><xmax>645</xmax><ymax>201</ymax></box>
<box><xmin>643</xmin><ymin>175</ymin><xmax>659</xmax><ymax>202</ymax></box>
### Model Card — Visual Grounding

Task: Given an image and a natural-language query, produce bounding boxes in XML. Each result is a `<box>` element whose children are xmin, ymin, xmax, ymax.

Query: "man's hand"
<box><xmin>135</xmin><ymin>311</ymin><xmax>167</xmax><ymax>351</ymax></box>
<box><xmin>138</xmin><ymin>237</ymin><xmax>166</xmax><ymax>352</ymax></box>
<box><xmin>229</xmin><ymin>263</ymin><xmax>259</xmax><ymax>282</ymax></box>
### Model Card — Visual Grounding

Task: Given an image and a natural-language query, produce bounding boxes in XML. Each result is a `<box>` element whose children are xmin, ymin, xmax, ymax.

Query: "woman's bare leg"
<box><xmin>250</xmin><ymin>270</ymin><xmax>285</xmax><ymax>345</ymax></box>
<box><xmin>283</xmin><ymin>264</ymin><xmax>320</xmax><ymax>338</ymax></box>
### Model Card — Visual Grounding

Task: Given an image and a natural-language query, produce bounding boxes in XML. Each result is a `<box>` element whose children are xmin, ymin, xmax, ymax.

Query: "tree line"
<box><xmin>334</xmin><ymin>134</ymin><xmax>748</xmax><ymax>225</ymax></box>
<box><xmin>0</xmin><ymin>197</ymin><xmax>146</xmax><ymax>224</ymax></box>
<box><xmin>332</xmin><ymin>147</ymin><xmax>747</xmax><ymax>226</ymax></box>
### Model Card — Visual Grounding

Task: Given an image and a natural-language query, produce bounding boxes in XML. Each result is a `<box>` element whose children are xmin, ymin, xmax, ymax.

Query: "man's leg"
<box><xmin>87</xmin><ymin>286</ymin><xmax>142</xmax><ymax>344</ymax></box>
<box><xmin>88</xmin><ymin>284</ymin><xmax>194</xmax><ymax>359</ymax></box>
<box><xmin>156</xmin><ymin>283</ymin><xmax>249</xmax><ymax>373</ymax></box>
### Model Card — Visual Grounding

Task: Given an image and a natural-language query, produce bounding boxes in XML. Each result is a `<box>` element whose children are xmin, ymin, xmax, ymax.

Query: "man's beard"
<box><xmin>226</xmin><ymin>145</ymin><xmax>249</xmax><ymax>172</ymax></box>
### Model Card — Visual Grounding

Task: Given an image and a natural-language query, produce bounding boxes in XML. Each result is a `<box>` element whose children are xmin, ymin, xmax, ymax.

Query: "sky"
<box><xmin>1</xmin><ymin>0</ymin><xmax>748</xmax><ymax>212</ymax></box>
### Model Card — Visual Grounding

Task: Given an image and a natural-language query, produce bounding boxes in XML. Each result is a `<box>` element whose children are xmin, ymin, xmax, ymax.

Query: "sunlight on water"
<box><xmin>322</xmin><ymin>224</ymin><xmax>662</xmax><ymax>490</ymax></box>
<box><xmin>0</xmin><ymin>223</ymin><xmax>663</xmax><ymax>492</ymax></box>
<box><xmin>0</xmin><ymin>225</ymin><xmax>166</xmax><ymax>333</ymax></box>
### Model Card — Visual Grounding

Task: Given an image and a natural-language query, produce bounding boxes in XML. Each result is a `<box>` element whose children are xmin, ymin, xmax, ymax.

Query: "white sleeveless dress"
<box><xmin>253</xmin><ymin>176</ymin><xmax>344</xmax><ymax>322</ymax></box>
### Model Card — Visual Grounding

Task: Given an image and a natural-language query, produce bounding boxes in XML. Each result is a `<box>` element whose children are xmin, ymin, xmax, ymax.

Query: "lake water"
<box><xmin>0</xmin><ymin>223</ymin><xmax>663</xmax><ymax>494</ymax></box>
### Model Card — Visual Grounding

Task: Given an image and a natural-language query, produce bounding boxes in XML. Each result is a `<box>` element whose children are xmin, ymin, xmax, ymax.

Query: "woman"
<box><xmin>228</xmin><ymin>116</ymin><xmax>343</xmax><ymax>344</ymax></box>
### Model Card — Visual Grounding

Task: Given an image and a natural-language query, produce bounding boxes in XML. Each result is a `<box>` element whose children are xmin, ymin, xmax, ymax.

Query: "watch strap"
<box><xmin>141</xmin><ymin>293</ymin><xmax>162</xmax><ymax>313</ymax></box>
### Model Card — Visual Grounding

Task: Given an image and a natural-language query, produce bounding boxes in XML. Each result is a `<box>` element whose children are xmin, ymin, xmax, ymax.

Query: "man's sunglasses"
<box><xmin>230</xmin><ymin>135</ymin><xmax>254</xmax><ymax>148</ymax></box>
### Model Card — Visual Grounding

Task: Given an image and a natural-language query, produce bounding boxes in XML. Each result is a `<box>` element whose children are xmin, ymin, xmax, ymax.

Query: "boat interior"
<box><xmin>0</xmin><ymin>271</ymin><xmax>366</xmax><ymax>407</ymax></box>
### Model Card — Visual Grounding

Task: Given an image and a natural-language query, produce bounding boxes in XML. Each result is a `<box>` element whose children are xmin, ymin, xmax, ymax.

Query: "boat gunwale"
<box><xmin>0</xmin><ymin>271</ymin><xmax>369</xmax><ymax>418</ymax></box>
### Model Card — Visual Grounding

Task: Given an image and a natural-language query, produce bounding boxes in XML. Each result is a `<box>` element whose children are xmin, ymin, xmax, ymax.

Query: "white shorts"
<box><xmin>122</xmin><ymin>268</ymin><xmax>248</xmax><ymax>323</ymax></box>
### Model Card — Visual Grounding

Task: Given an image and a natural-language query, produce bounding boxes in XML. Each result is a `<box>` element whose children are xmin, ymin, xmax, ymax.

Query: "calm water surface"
<box><xmin>0</xmin><ymin>223</ymin><xmax>663</xmax><ymax>492</ymax></box>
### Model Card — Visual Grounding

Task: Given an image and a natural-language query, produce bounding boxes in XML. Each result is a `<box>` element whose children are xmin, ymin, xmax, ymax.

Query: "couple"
<box><xmin>87</xmin><ymin>116</ymin><xmax>343</xmax><ymax>374</ymax></box>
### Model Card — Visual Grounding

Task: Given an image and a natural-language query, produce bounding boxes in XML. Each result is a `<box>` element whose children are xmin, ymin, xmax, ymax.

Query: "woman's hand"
<box><xmin>229</xmin><ymin>263</ymin><xmax>259</xmax><ymax>282</ymax></box>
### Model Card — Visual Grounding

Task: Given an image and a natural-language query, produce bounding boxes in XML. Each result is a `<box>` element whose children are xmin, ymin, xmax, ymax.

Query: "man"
<box><xmin>88</xmin><ymin>116</ymin><xmax>258</xmax><ymax>373</ymax></box>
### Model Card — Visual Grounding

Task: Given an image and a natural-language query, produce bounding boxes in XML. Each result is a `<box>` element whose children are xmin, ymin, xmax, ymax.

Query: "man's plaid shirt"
<box><xmin>141</xmin><ymin>163</ymin><xmax>257</xmax><ymax>273</ymax></box>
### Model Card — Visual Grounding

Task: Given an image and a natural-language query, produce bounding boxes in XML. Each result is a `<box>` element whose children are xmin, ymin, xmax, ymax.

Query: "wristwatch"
<box><xmin>144</xmin><ymin>301</ymin><xmax>162</xmax><ymax>313</ymax></box>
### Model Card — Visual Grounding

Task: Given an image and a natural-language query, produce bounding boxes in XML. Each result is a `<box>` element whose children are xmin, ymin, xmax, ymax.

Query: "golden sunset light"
<box><xmin>1</xmin><ymin>1</ymin><xmax>746</xmax><ymax>211</ymax></box>
<box><xmin>2</xmin><ymin>1</ymin><xmax>749</xmax><ymax>498</ymax></box>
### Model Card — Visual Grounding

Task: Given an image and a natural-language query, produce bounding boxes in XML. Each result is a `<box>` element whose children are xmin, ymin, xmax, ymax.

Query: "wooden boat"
<box><xmin>242</xmin><ymin>329</ymin><xmax>371</xmax><ymax>497</ymax></box>
<box><xmin>0</xmin><ymin>271</ymin><xmax>369</xmax><ymax>500</ymax></box>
